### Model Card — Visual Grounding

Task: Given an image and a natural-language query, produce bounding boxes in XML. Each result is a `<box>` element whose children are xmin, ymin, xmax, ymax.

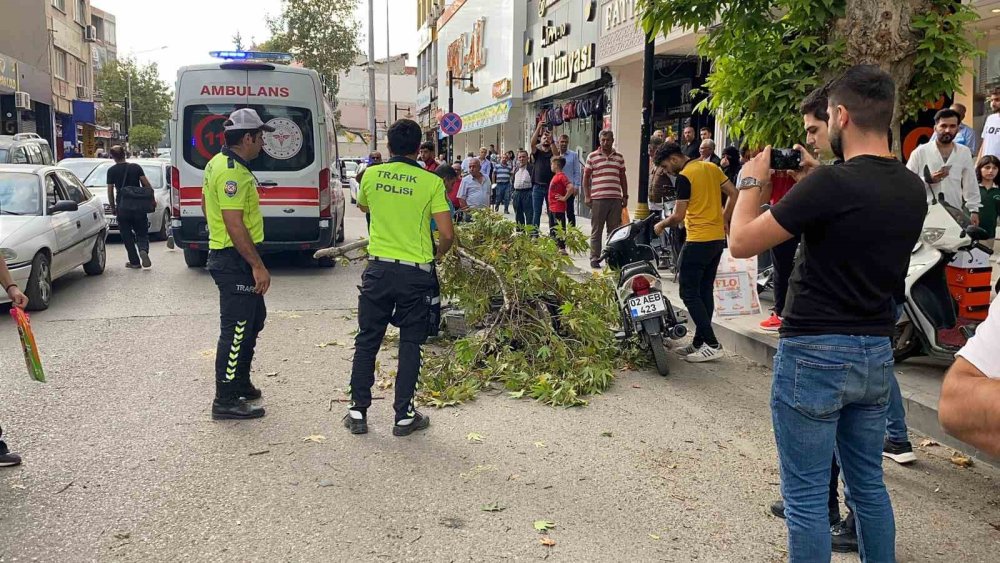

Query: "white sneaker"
<box><xmin>686</xmin><ymin>344</ymin><xmax>724</xmax><ymax>363</ymax></box>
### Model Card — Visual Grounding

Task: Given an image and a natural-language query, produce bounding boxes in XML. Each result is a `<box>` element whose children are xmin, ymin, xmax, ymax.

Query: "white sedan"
<box><xmin>0</xmin><ymin>165</ymin><xmax>108</xmax><ymax>310</ymax></box>
<box><xmin>83</xmin><ymin>159</ymin><xmax>172</xmax><ymax>240</ymax></box>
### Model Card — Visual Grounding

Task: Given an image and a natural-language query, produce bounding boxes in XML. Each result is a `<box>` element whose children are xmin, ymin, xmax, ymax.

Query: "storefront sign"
<box><xmin>542</xmin><ymin>21</ymin><xmax>570</xmax><ymax>48</ymax></box>
<box><xmin>416</xmin><ymin>87</ymin><xmax>433</xmax><ymax>111</ymax></box>
<box><xmin>523</xmin><ymin>44</ymin><xmax>595</xmax><ymax>93</ymax></box>
<box><xmin>492</xmin><ymin>78</ymin><xmax>511</xmax><ymax>99</ymax></box>
<box><xmin>0</xmin><ymin>54</ymin><xmax>18</xmax><ymax>91</ymax></box>
<box><xmin>597</xmin><ymin>0</ymin><xmax>644</xmax><ymax>66</ymax></box>
<box><xmin>461</xmin><ymin>99</ymin><xmax>512</xmax><ymax>132</ymax></box>
<box><xmin>537</xmin><ymin>0</ymin><xmax>562</xmax><ymax>17</ymax></box>
<box><xmin>446</xmin><ymin>17</ymin><xmax>487</xmax><ymax>77</ymax></box>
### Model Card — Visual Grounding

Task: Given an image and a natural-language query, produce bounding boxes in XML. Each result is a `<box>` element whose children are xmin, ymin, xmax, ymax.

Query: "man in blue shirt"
<box><xmin>930</xmin><ymin>102</ymin><xmax>977</xmax><ymax>154</ymax></box>
<box><xmin>558</xmin><ymin>134</ymin><xmax>583</xmax><ymax>226</ymax></box>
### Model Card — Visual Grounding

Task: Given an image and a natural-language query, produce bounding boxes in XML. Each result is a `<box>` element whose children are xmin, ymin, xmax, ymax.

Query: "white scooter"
<box><xmin>894</xmin><ymin>191</ymin><xmax>993</xmax><ymax>362</ymax></box>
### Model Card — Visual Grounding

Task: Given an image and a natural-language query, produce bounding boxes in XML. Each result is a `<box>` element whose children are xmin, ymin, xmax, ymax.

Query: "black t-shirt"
<box><xmin>682</xmin><ymin>143</ymin><xmax>700</xmax><ymax>159</ymax></box>
<box><xmin>532</xmin><ymin>148</ymin><xmax>553</xmax><ymax>186</ymax></box>
<box><xmin>769</xmin><ymin>156</ymin><xmax>926</xmax><ymax>338</ymax></box>
<box><xmin>106</xmin><ymin>162</ymin><xmax>146</xmax><ymax>206</ymax></box>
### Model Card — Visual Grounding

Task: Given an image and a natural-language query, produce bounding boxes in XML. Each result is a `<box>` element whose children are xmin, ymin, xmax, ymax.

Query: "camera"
<box><xmin>770</xmin><ymin>148</ymin><xmax>802</xmax><ymax>171</ymax></box>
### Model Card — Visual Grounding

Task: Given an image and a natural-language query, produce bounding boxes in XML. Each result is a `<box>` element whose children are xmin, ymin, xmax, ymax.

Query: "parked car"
<box><xmin>339</xmin><ymin>158</ymin><xmax>361</xmax><ymax>193</ymax></box>
<box><xmin>82</xmin><ymin>159</ymin><xmax>172</xmax><ymax>240</ymax></box>
<box><xmin>57</xmin><ymin>157</ymin><xmax>106</xmax><ymax>183</ymax></box>
<box><xmin>0</xmin><ymin>134</ymin><xmax>55</xmax><ymax>166</ymax></box>
<box><xmin>0</xmin><ymin>164</ymin><xmax>108</xmax><ymax>310</ymax></box>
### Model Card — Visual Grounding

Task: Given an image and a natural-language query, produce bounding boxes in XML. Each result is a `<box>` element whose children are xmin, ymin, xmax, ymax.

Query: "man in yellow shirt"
<box><xmin>654</xmin><ymin>142</ymin><xmax>738</xmax><ymax>363</ymax></box>
<box><xmin>203</xmin><ymin>108</ymin><xmax>273</xmax><ymax>420</ymax></box>
<box><xmin>345</xmin><ymin>119</ymin><xmax>454</xmax><ymax>436</ymax></box>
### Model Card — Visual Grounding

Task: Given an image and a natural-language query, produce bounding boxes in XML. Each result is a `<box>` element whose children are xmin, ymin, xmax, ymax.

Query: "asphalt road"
<box><xmin>1</xmin><ymin>198</ymin><xmax>998</xmax><ymax>562</ymax></box>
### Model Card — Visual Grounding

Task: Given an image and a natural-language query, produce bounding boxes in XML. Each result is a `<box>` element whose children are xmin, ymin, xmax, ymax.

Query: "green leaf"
<box><xmin>533</xmin><ymin>520</ymin><xmax>556</xmax><ymax>532</ymax></box>
<box><xmin>481</xmin><ymin>501</ymin><xmax>506</xmax><ymax>512</ymax></box>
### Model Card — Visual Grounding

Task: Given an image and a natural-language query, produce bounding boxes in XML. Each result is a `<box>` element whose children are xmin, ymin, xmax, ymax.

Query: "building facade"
<box><xmin>0</xmin><ymin>0</ymin><xmax>55</xmax><ymax>145</ymax></box>
<box><xmin>335</xmin><ymin>54</ymin><xmax>417</xmax><ymax>158</ymax></box>
<box><xmin>47</xmin><ymin>0</ymin><xmax>98</xmax><ymax>159</ymax></box>
<box><xmin>416</xmin><ymin>0</ymin><xmax>445</xmax><ymax>149</ymax></box>
<box><xmin>436</xmin><ymin>0</ymin><xmax>527</xmax><ymax>160</ymax></box>
<box><xmin>89</xmin><ymin>4</ymin><xmax>117</xmax><ymax>151</ymax></box>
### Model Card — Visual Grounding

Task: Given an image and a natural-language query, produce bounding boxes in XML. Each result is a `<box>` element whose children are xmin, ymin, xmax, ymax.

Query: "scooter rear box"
<box><xmin>945</xmin><ymin>266</ymin><xmax>993</xmax><ymax>288</ymax></box>
<box><xmin>949</xmin><ymin>285</ymin><xmax>992</xmax><ymax>307</ymax></box>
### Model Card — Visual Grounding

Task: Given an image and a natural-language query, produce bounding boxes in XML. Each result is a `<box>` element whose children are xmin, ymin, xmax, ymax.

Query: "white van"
<box><xmin>169</xmin><ymin>61</ymin><xmax>345</xmax><ymax>267</ymax></box>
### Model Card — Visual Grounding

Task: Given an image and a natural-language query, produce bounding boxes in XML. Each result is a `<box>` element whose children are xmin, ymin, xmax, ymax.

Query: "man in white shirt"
<box><xmin>939</xmin><ymin>297</ymin><xmax>1000</xmax><ymax>457</ymax></box>
<box><xmin>906</xmin><ymin>108</ymin><xmax>981</xmax><ymax>223</ymax></box>
<box><xmin>979</xmin><ymin>88</ymin><xmax>1000</xmax><ymax>160</ymax></box>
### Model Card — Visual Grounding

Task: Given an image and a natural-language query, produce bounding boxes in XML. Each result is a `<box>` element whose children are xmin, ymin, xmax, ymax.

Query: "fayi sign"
<box><xmin>446</xmin><ymin>17</ymin><xmax>487</xmax><ymax>78</ymax></box>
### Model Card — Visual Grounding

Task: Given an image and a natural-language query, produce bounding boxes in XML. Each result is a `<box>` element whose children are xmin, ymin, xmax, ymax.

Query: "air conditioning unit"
<box><xmin>84</xmin><ymin>25</ymin><xmax>98</xmax><ymax>42</ymax></box>
<box><xmin>76</xmin><ymin>85</ymin><xmax>89</xmax><ymax>99</ymax></box>
<box><xmin>427</xmin><ymin>5</ymin><xmax>443</xmax><ymax>24</ymax></box>
<box><xmin>14</xmin><ymin>92</ymin><xmax>30</xmax><ymax>110</ymax></box>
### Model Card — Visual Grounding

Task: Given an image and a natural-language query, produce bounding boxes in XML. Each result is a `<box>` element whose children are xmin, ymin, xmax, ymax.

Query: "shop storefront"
<box><xmin>523</xmin><ymin>0</ymin><xmax>608</xmax><ymax>217</ymax></box>
<box><xmin>596</xmin><ymin>0</ymin><xmax>705</xmax><ymax>210</ymax></box>
<box><xmin>436</xmin><ymin>0</ymin><xmax>526</xmax><ymax>161</ymax></box>
<box><xmin>0</xmin><ymin>52</ymin><xmax>54</xmax><ymax>147</ymax></box>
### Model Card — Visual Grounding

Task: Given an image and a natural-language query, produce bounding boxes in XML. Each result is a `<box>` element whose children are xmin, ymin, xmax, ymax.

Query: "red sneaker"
<box><xmin>759</xmin><ymin>312</ymin><xmax>782</xmax><ymax>332</ymax></box>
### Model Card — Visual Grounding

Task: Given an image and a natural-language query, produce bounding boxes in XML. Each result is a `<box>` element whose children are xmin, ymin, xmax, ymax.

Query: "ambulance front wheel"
<box><xmin>184</xmin><ymin>249</ymin><xmax>208</xmax><ymax>268</ymax></box>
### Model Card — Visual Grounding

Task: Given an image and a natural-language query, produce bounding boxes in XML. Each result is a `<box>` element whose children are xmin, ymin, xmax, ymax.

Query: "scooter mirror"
<box><xmin>965</xmin><ymin>224</ymin><xmax>989</xmax><ymax>240</ymax></box>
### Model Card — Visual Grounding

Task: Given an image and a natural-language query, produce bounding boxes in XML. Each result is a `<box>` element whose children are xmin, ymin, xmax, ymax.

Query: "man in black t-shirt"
<box><xmin>729</xmin><ymin>66</ymin><xmax>926</xmax><ymax>562</ymax></box>
<box><xmin>529</xmin><ymin>119</ymin><xmax>554</xmax><ymax>233</ymax></box>
<box><xmin>107</xmin><ymin>145</ymin><xmax>153</xmax><ymax>269</ymax></box>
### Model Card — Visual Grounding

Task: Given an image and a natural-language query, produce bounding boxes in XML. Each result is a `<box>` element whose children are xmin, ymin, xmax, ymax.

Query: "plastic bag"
<box><xmin>10</xmin><ymin>307</ymin><xmax>45</xmax><ymax>382</ymax></box>
<box><xmin>713</xmin><ymin>248</ymin><xmax>761</xmax><ymax>317</ymax></box>
<box><xmin>621</xmin><ymin>207</ymin><xmax>630</xmax><ymax>224</ymax></box>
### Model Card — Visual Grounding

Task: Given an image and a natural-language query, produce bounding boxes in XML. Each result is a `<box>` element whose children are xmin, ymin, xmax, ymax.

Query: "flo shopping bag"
<box><xmin>10</xmin><ymin>307</ymin><xmax>45</xmax><ymax>382</ymax></box>
<box><xmin>713</xmin><ymin>248</ymin><xmax>761</xmax><ymax>317</ymax></box>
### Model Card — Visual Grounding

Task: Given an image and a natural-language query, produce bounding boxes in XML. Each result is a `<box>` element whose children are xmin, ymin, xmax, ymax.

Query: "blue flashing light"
<box><xmin>209</xmin><ymin>50</ymin><xmax>293</xmax><ymax>62</ymax></box>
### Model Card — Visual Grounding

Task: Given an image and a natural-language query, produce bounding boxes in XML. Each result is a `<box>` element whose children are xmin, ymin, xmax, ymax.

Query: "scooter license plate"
<box><xmin>628</xmin><ymin>293</ymin><xmax>666</xmax><ymax>319</ymax></box>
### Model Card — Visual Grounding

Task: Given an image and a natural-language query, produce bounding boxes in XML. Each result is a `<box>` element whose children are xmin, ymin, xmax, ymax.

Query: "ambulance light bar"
<box><xmin>209</xmin><ymin>51</ymin><xmax>292</xmax><ymax>62</ymax></box>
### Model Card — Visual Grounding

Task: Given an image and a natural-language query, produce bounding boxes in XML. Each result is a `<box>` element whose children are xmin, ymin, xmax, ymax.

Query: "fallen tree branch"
<box><xmin>313</xmin><ymin>239</ymin><xmax>369</xmax><ymax>260</ymax></box>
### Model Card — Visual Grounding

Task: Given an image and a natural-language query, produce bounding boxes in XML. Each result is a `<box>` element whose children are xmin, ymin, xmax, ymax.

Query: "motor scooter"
<box><xmin>895</xmin><ymin>191</ymin><xmax>993</xmax><ymax>362</ymax></box>
<box><xmin>602</xmin><ymin>214</ymin><xmax>687</xmax><ymax>375</ymax></box>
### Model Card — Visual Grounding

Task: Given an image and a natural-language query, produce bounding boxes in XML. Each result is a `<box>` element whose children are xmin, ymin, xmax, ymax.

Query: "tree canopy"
<box><xmin>95</xmin><ymin>58</ymin><xmax>172</xmax><ymax>133</ymax></box>
<box><xmin>127</xmin><ymin>124</ymin><xmax>163</xmax><ymax>153</ymax></box>
<box><xmin>639</xmin><ymin>0</ymin><xmax>980</xmax><ymax>151</ymax></box>
<box><xmin>261</xmin><ymin>0</ymin><xmax>362</xmax><ymax>100</ymax></box>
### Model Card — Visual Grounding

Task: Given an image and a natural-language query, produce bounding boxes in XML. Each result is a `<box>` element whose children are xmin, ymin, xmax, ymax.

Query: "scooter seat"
<box><xmin>620</xmin><ymin>261</ymin><xmax>659</xmax><ymax>282</ymax></box>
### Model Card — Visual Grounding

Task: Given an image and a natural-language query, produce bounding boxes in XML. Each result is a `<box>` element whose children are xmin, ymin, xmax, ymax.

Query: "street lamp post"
<box><xmin>447</xmin><ymin>70</ymin><xmax>476</xmax><ymax>163</ymax></box>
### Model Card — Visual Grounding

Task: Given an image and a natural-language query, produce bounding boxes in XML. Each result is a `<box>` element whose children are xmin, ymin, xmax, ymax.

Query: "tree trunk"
<box><xmin>834</xmin><ymin>0</ymin><xmax>933</xmax><ymax>157</ymax></box>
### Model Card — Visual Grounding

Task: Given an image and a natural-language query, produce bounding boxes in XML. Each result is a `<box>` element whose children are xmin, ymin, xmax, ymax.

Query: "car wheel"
<box><xmin>183</xmin><ymin>248</ymin><xmax>208</xmax><ymax>268</ymax></box>
<box><xmin>25</xmin><ymin>252</ymin><xmax>52</xmax><ymax>311</ymax></box>
<box><xmin>152</xmin><ymin>210</ymin><xmax>169</xmax><ymax>241</ymax></box>
<box><xmin>317</xmin><ymin>256</ymin><xmax>336</xmax><ymax>268</ymax></box>
<box><xmin>83</xmin><ymin>235</ymin><xmax>107</xmax><ymax>275</ymax></box>
<box><xmin>336</xmin><ymin>215</ymin><xmax>345</xmax><ymax>243</ymax></box>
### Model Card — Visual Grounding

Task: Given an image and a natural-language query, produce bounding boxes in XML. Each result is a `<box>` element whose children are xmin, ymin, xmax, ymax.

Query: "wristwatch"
<box><xmin>738</xmin><ymin>177</ymin><xmax>763</xmax><ymax>191</ymax></box>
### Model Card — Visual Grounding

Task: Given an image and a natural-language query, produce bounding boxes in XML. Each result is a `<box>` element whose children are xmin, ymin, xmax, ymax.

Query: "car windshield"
<box><xmin>83</xmin><ymin>162</ymin><xmax>164</xmax><ymax>189</ymax></box>
<box><xmin>58</xmin><ymin>159</ymin><xmax>102</xmax><ymax>181</ymax></box>
<box><xmin>0</xmin><ymin>172</ymin><xmax>41</xmax><ymax>215</ymax></box>
<box><xmin>0</xmin><ymin>149</ymin><xmax>8</xmax><ymax>163</ymax></box>
<box><xmin>343</xmin><ymin>161</ymin><xmax>358</xmax><ymax>174</ymax></box>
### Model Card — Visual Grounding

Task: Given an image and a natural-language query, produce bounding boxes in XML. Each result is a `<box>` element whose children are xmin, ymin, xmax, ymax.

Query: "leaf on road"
<box><xmin>480</xmin><ymin>501</ymin><xmax>506</xmax><ymax>512</ymax></box>
<box><xmin>302</xmin><ymin>435</ymin><xmax>327</xmax><ymax>443</ymax></box>
<box><xmin>199</xmin><ymin>349</ymin><xmax>214</xmax><ymax>358</ymax></box>
<box><xmin>919</xmin><ymin>439</ymin><xmax>939</xmax><ymax>448</ymax></box>
<box><xmin>540</xmin><ymin>536</ymin><xmax>556</xmax><ymax>547</ymax></box>
<box><xmin>666</xmin><ymin>463</ymin><xmax>678</xmax><ymax>470</ymax></box>
<box><xmin>533</xmin><ymin>520</ymin><xmax>556</xmax><ymax>532</ymax></box>
<box><xmin>265</xmin><ymin>371</ymin><xmax>279</xmax><ymax>377</ymax></box>
<box><xmin>315</xmin><ymin>340</ymin><xmax>342</xmax><ymax>348</ymax></box>
<box><xmin>508</xmin><ymin>390</ymin><xmax>525</xmax><ymax>399</ymax></box>
<box><xmin>467</xmin><ymin>432</ymin><xmax>484</xmax><ymax>443</ymax></box>
<box><xmin>600</xmin><ymin>431</ymin><xmax>613</xmax><ymax>438</ymax></box>
<box><xmin>534</xmin><ymin>441</ymin><xmax>546</xmax><ymax>448</ymax></box>
<box><xmin>648</xmin><ymin>533</ymin><xmax>661</xmax><ymax>540</ymax></box>
<box><xmin>950</xmin><ymin>453</ymin><xmax>974</xmax><ymax>468</ymax></box>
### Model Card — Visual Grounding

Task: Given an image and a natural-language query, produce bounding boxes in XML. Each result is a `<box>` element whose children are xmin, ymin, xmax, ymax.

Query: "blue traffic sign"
<box><xmin>440</xmin><ymin>112</ymin><xmax>463</xmax><ymax>136</ymax></box>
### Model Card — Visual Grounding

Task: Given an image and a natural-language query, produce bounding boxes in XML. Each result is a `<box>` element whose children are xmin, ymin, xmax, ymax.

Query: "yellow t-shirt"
<box><xmin>677</xmin><ymin>159</ymin><xmax>728</xmax><ymax>242</ymax></box>
<box><xmin>202</xmin><ymin>150</ymin><xmax>264</xmax><ymax>250</ymax></box>
<box><xmin>359</xmin><ymin>158</ymin><xmax>450</xmax><ymax>264</ymax></box>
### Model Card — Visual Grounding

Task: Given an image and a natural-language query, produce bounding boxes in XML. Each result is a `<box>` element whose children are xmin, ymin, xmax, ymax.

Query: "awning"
<box><xmin>72</xmin><ymin>100</ymin><xmax>96</xmax><ymax>126</ymax></box>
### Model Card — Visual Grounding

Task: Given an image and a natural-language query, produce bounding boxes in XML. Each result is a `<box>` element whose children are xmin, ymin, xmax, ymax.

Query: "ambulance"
<box><xmin>169</xmin><ymin>55</ymin><xmax>345</xmax><ymax>267</ymax></box>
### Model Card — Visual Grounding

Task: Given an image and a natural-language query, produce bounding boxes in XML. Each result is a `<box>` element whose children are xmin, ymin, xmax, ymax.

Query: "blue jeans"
<box><xmin>494</xmin><ymin>182</ymin><xmax>511</xmax><ymax>211</ymax></box>
<box><xmin>885</xmin><ymin>304</ymin><xmax>908</xmax><ymax>442</ymax></box>
<box><xmin>531</xmin><ymin>183</ymin><xmax>548</xmax><ymax>232</ymax></box>
<box><xmin>772</xmin><ymin>334</ymin><xmax>895</xmax><ymax>563</ymax></box>
<box><xmin>512</xmin><ymin>190</ymin><xmax>533</xmax><ymax>229</ymax></box>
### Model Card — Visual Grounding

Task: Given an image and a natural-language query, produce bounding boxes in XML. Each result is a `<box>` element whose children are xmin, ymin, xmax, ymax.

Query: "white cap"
<box><xmin>224</xmin><ymin>108</ymin><xmax>275</xmax><ymax>132</ymax></box>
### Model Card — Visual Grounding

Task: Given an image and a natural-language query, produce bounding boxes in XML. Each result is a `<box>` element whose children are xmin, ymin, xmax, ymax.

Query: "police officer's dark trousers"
<box><xmin>350</xmin><ymin>260</ymin><xmax>437</xmax><ymax>421</ymax></box>
<box><xmin>208</xmin><ymin>248</ymin><xmax>266</xmax><ymax>399</ymax></box>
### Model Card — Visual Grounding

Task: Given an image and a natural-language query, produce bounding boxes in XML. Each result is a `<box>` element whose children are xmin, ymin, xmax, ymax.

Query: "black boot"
<box><xmin>769</xmin><ymin>499</ymin><xmax>842</xmax><ymax>526</ymax></box>
<box><xmin>831</xmin><ymin>511</ymin><xmax>858</xmax><ymax>553</ymax></box>
<box><xmin>237</xmin><ymin>383</ymin><xmax>262</xmax><ymax>401</ymax></box>
<box><xmin>212</xmin><ymin>397</ymin><xmax>265</xmax><ymax>420</ymax></box>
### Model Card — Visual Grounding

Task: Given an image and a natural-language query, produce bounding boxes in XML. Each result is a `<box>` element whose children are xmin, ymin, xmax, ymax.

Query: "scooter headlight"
<box><xmin>920</xmin><ymin>228</ymin><xmax>946</xmax><ymax>245</ymax></box>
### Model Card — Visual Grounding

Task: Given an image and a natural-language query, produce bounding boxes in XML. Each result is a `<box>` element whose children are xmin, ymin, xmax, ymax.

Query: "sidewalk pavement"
<box><xmin>496</xmin><ymin>206</ymin><xmax>999</xmax><ymax>466</ymax></box>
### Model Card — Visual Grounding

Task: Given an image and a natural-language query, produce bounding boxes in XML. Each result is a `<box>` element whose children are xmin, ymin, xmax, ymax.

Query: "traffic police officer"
<box><xmin>345</xmin><ymin>119</ymin><xmax>455</xmax><ymax>436</ymax></box>
<box><xmin>204</xmin><ymin>108</ymin><xmax>274</xmax><ymax>420</ymax></box>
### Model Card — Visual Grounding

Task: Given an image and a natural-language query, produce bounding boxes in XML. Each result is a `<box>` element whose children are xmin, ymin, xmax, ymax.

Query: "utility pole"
<box><xmin>636</xmin><ymin>31</ymin><xmax>654</xmax><ymax>220</ymax></box>
<box><xmin>366</xmin><ymin>0</ymin><xmax>377</xmax><ymax>152</ymax></box>
<box><xmin>385</xmin><ymin>0</ymin><xmax>391</xmax><ymax>125</ymax></box>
